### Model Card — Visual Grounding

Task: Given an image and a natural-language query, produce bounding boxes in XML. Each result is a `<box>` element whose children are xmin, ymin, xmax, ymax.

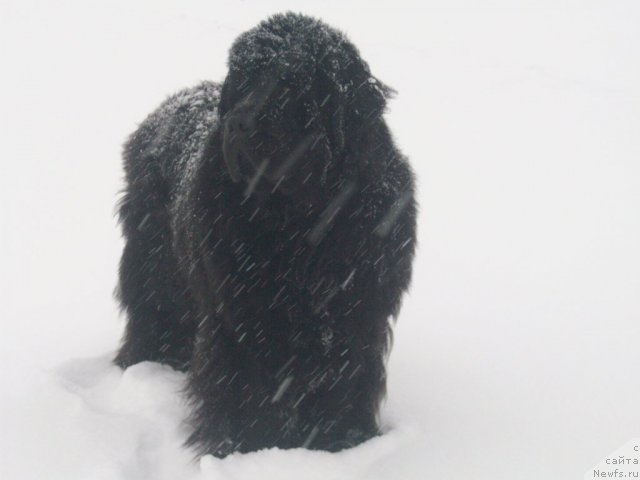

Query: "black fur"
<box><xmin>114</xmin><ymin>13</ymin><xmax>416</xmax><ymax>457</ymax></box>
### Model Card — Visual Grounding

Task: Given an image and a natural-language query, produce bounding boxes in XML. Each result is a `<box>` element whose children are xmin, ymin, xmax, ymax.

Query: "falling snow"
<box><xmin>2</xmin><ymin>2</ymin><xmax>640</xmax><ymax>480</ymax></box>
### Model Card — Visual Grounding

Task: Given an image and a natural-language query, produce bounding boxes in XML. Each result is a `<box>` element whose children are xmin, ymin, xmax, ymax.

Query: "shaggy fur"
<box><xmin>114</xmin><ymin>12</ymin><xmax>416</xmax><ymax>457</ymax></box>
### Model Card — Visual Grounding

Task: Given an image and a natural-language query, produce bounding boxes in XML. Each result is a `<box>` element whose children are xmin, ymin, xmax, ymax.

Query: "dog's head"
<box><xmin>219</xmin><ymin>13</ymin><xmax>393</xmax><ymax>202</ymax></box>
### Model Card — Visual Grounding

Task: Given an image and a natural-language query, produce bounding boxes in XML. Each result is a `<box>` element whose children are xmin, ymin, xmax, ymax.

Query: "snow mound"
<box><xmin>0</xmin><ymin>355</ymin><xmax>421</xmax><ymax>480</ymax></box>
<box><xmin>1</xmin><ymin>357</ymin><xmax>192</xmax><ymax>480</ymax></box>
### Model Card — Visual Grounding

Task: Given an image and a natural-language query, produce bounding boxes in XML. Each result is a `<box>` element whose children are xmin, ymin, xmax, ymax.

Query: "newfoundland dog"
<box><xmin>114</xmin><ymin>12</ymin><xmax>416</xmax><ymax>457</ymax></box>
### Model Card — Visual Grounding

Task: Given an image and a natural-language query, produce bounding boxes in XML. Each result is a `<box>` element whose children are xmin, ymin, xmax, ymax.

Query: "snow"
<box><xmin>1</xmin><ymin>0</ymin><xmax>639</xmax><ymax>479</ymax></box>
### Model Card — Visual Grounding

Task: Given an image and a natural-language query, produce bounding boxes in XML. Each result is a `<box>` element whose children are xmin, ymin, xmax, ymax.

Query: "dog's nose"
<box><xmin>225</xmin><ymin>111</ymin><xmax>255</xmax><ymax>135</ymax></box>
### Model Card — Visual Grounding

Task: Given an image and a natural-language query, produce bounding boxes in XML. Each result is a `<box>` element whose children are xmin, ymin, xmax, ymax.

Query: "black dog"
<box><xmin>114</xmin><ymin>12</ymin><xmax>416</xmax><ymax>457</ymax></box>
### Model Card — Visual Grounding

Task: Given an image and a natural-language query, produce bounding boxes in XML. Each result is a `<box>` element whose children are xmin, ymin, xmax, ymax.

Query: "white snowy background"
<box><xmin>1</xmin><ymin>0</ymin><xmax>639</xmax><ymax>479</ymax></box>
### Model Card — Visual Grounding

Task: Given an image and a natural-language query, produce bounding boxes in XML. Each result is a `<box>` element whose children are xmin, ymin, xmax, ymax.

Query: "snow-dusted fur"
<box><xmin>114</xmin><ymin>12</ymin><xmax>416</xmax><ymax>457</ymax></box>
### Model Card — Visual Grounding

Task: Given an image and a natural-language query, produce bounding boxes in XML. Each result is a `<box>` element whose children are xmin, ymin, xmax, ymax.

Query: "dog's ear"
<box><xmin>342</xmin><ymin>42</ymin><xmax>394</xmax><ymax>126</ymax></box>
<box><xmin>318</xmin><ymin>43</ymin><xmax>393</xmax><ymax>153</ymax></box>
<box><xmin>218</xmin><ymin>76</ymin><xmax>233</xmax><ymax>119</ymax></box>
<box><xmin>349</xmin><ymin>73</ymin><xmax>393</xmax><ymax>126</ymax></box>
